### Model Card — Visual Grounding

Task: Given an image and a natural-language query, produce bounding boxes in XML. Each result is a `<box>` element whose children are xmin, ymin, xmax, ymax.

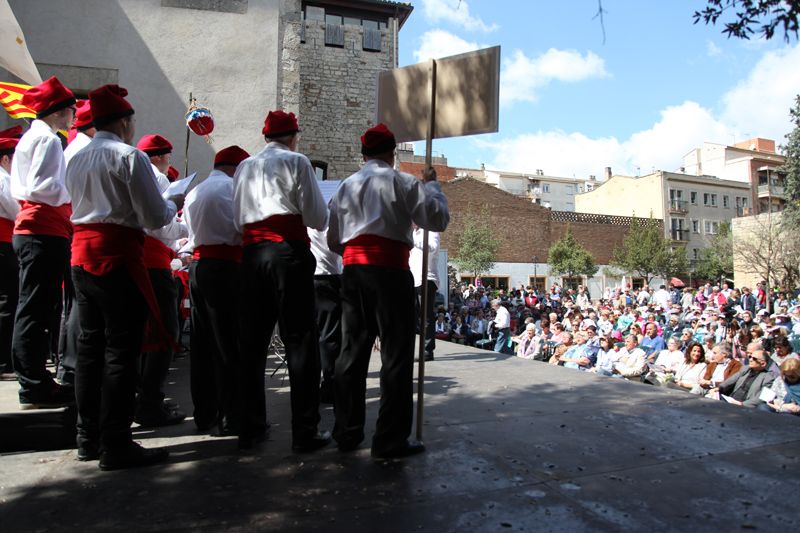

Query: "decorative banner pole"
<box><xmin>184</xmin><ymin>94</ymin><xmax>215</xmax><ymax>177</ymax></box>
<box><xmin>184</xmin><ymin>93</ymin><xmax>192</xmax><ymax>177</ymax></box>
<box><xmin>377</xmin><ymin>46</ymin><xmax>501</xmax><ymax>442</ymax></box>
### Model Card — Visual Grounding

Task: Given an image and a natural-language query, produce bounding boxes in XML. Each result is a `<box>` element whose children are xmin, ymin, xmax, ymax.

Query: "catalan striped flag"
<box><xmin>0</xmin><ymin>81</ymin><xmax>34</xmax><ymax>119</ymax></box>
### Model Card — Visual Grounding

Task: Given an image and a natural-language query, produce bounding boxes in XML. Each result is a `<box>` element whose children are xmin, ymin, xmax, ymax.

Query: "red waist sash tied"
<box><xmin>193</xmin><ymin>244</ymin><xmax>243</xmax><ymax>262</ymax></box>
<box><xmin>143</xmin><ymin>236</ymin><xmax>175</xmax><ymax>270</ymax></box>
<box><xmin>242</xmin><ymin>214</ymin><xmax>309</xmax><ymax>246</ymax></box>
<box><xmin>342</xmin><ymin>234</ymin><xmax>411</xmax><ymax>270</ymax></box>
<box><xmin>71</xmin><ymin>223</ymin><xmax>174</xmax><ymax>351</ymax></box>
<box><xmin>14</xmin><ymin>201</ymin><xmax>73</xmax><ymax>239</ymax></box>
<box><xmin>0</xmin><ymin>217</ymin><xmax>14</xmax><ymax>243</ymax></box>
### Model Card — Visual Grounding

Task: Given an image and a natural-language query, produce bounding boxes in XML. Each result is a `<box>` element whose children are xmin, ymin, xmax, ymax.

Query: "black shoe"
<box><xmin>425</xmin><ymin>352</ymin><xmax>434</xmax><ymax>362</ymax></box>
<box><xmin>135</xmin><ymin>405</ymin><xmax>186</xmax><ymax>427</ymax></box>
<box><xmin>19</xmin><ymin>382</ymin><xmax>75</xmax><ymax>410</ymax></box>
<box><xmin>292</xmin><ymin>430</ymin><xmax>332</xmax><ymax>453</ymax></box>
<box><xmin>238</xmin><ymin>428</ymin><xmax>269</xmax><ymax>450</ymax></box>
<box><xmin>77</xmin><ymin>442</ymin><xmax>101</xmax><ymax>462</ymax></box>
<box><xmin>371</xmin><ymin>440</ymin><xmax>426</xmax><ymax>459</ymax></box>
<box><xmin>337</xmin><ymin>439</ymin><xmax>362</xmax><ymax>452</ymax></box>
<box><xmin>99</xmin><ymin>442</ymin><xmax>169</xmax><ymax>471</ymax></box>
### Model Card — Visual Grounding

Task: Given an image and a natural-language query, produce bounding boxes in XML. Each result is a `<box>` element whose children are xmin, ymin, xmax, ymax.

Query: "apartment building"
<box><xmin>574</xmin><ymin>170</ymin><xmax>751</xmax><ymax>263</ymax></box>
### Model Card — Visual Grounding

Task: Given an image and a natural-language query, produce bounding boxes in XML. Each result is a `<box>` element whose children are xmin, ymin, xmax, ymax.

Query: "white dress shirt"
<box><xmin>10</xmin><ymin>119</ymin><xmax>70</xmax><ymax>206</ymax></box>
<box><xmin>184</xmin><ymin>169</ymin><xmax>241</xmax><ymax>248</ymax></box>
<box><xmin>0</xmin><ymin>167</ymin><xmax>20</xmax><ymax>221</ymax></box>
<box><xmin>309</xmin><ymin>226</ymin><xmax>342</xmax><ymax>275</ymax></box>
<box><xmin>146</xmin><ymin>164</ymin><xmax>187</xmax><ymax>248</ymax></box>
<box><xmin>327</xmin><ymin>159</ymin><xmax>449</xmax><ymax>254</ymax></box>
<box><xmin>64</xmin><ymin>132</ymin><xmax>92</xmax><ymax>165</ymax></box>
<box><xmin>494</xmin><ymin>305</ymin><xmax>511</xmax><ymax>329</ymax></box>
<box><xmin>409</xmin><ymin>228</ymin><xmax>440</xmax><ymax>288</ymax></box>
<box><xmin>66</xmin><ymin>131</ymin><xmax>176</xmax><ymax>230</ymax></box>
<box><xmin>232</xmin><ymin>141</ymin><xmax>327</xmax><ymax>231</ymax></box>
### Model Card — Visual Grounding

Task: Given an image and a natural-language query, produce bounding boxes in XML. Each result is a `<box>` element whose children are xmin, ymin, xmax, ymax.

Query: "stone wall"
<box><xmin>298</xmin><ymin>20</ymin><xmax>395</xmax><ymax>179</ymax></box>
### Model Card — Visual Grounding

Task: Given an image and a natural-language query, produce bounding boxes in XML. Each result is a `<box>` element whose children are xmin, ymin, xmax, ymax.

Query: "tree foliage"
<box><xmin>453</xmin><ymin>206</ymin><xmax>499</xmax><ymax>281</ymax></box>
<box><xmin>693</xmin><ymin>0</ymin><xmax>800</xmax><ymax>42</ymax></box>
<box><xmin>611</xmin><ymin>220</ymin><xmax>687</xmax><ymax>286</ymax></box>
<box><xmin>547</xmin><ymin>226</ymin><xmax>598</xmax><ymax>280</ymax></box>
<box><xmin>693</xmin><ymin>222</ymin><xmax>734</xmax><ymax>282</ymax></box>
<box><xmin>779</xmin><ymin>94</ymin><xmax>800</xmax><ymax>228</ymax></box>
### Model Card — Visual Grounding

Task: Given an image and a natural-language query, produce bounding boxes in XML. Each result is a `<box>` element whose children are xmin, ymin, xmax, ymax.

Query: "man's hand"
<box><xmin>423</xmin><ymin>167</ymin><xmax>437</xmax><ymax>182</ymax></box>
<box><xmin>167</xmin><ymin>193</ymin><xmax>185</xmax><ymax>211</ymax></box>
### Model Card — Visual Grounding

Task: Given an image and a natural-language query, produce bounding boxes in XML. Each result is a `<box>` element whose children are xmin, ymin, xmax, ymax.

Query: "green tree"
<box><xmin>612</xmin><ymin>219</ymin><xmax>685</xmax><ymax>286</ymax></box>
<box><xmin>547</xmin><ymin>226</ymin><xmax>598</xmax><ymax>281</ymax></box>
<box><xmin>693</xmin><ymin>222</ymin><xmax>734</xmax><ymax>282</ymax></box>
<box><xmin>779</xmin><ymin>94</ymin><xmax>800</xmax><ymax>227</ymax></box>
<box><xmin>694</xmin><ymin>1</ymin><xmax>800</xmax><ymax>41</ymax></box>
<box><xmin>453</xmin><ymin>206</ymin><xmax>499</xmax><ymax>282</ymax></box>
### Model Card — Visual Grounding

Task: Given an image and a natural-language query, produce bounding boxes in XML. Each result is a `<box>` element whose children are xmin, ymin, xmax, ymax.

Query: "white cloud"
<box><xmin>706</xmin><ymin>40</ymin><xmax>722</xmax><ymax>57</ymax></box>
<box><xmin>479</xmin><ymin>44</ymin><xmax>800</xmax><ymax>178</ymax></box>
<box><xmin>501</xmin><ymin>48</ymin><xmax>609</xmax><ymax>105</ymax></box>
<box><xmin>413</xmin><ymin>29</ymin><xmax>484</xmax><ymax>62</ymax></box>
<box><xmin>420</xmin><ymin>0</ymin><xmax>498</xmax><ymax>33</ymax></box>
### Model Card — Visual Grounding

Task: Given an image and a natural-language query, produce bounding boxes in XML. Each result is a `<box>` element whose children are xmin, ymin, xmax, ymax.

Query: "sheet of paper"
<box><xmin>163</xmin><ymin>172</ymin><xmax>198</xmax><ymax>199</ymax></box>
<box><xmin>758</xmin><ymin>387</ymin><xmax>777</xmax><ymax>403</ymax></box>
<box><xmin>721</xmin><ymin>394</ymin><xmax>742</xmax><ymax>405</ymax></box>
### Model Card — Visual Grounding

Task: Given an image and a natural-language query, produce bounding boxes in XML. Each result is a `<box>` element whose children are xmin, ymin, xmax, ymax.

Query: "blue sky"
<box><xmin>397</xmin><ymin>1</ymin><xmax>800</xmax><ymax>179</ymax></box>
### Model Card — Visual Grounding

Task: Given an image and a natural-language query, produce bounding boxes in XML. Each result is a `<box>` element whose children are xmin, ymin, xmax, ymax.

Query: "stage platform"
<box><xmin>1</xmin><ymin>340</ymin><xmax>799</xmax><ymax>531</ymax></box>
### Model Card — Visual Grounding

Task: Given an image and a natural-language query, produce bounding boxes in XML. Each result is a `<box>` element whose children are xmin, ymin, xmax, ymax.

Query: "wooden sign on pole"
<box><xmin>376</xmin><ymin>45</ymin><xmax>500</xmax><ymax>142</ymax></box>
<box><xmin>376</xmin><ymin>46</ymin><xmax>501</xmax><ymax>443</ymax></box>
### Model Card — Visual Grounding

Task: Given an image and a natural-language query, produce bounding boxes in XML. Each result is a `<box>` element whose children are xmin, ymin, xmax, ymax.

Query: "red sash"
<box><xmin>0</xmin><ymin>217</ymin><xmax>14</xmax><ymax>243</ymax></box>
<box><xmin>71</xmin><ymin>223</ymin><xmax>174</xmax><ymax>351</ymax></box>
<box><xmin>342</xmin><ymin>234</ymin><xmax>411</xmax><ymax>270</ymax></box>
<box><xmin>143</xmin><ymin>235</ymin><xmax>175</xmax><ymax>270</ymax></box>
<box><xmin>242</xmin><ymin>214</ymin><xmax>309</xmax><ymax>246</ymax></box>
<box><xmin>14</xmin><ymin>201</ymin><xmax>73</xmax><ymax>239</ymax></box>
<box><xmin>193</xmin><ymin>244</ymin><xmax>242</xmax><ymax>262</ymax></box>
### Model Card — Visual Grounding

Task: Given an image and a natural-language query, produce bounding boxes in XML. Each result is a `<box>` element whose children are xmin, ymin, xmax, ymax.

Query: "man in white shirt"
<box><xmin>409</xmin><ymin>227</ymin><xmax>440</xmax><ymax>361</ymax></box>
<box><xmin>63</xmin><ymin>99</ymin><xmax>95</xmax><ymax>165</ymax></box>
<box><xmin>0</xmin><ymin>127</ymin><xmax>22</xmax><ymax>381</ymax></box>
<box><xmin>327</xmin><ymin>123</ymin><xmax>449</xmax><ymax>459</ymax></box>
<box><xmin>11</xmin><ymin>77</ymin><xmax>76</xmax><ymax>409</ymax></box>
<box><xmin>66</xmin><ymin>84</ymin><xmax>180</xmax><ymax>469</ymax></box>
<box><xmin>308</xmin><ymin>182</ymin><xmax>343</xmax><ymax>405</ymax></box>
<box><xmin>134</xmin><ymin>134</ymin><xmax>188</xmax><ymax>427</ymax></box>
<box><xmin>491</xmin><ymin>299</ymin><xmax>512</xmax><ymax>354</ymax></box>
<box><xmin>652</xmin><ymin>284</ymin><xmax>671</xmax><ymax>312</ymax></box>
<box><xmin>612</xmin><ymin>335</ymin><xmax>647</xmax><ymax>379</ymax></box>
<box><xmin>233</xmin><ymin>110</ymin><xmax>329</xmax><ymax>453</ymax></box>
<box><xmin>184</xmin><ymin>145</ymin><xmax>250</xmax><ymax>436</ymax></box>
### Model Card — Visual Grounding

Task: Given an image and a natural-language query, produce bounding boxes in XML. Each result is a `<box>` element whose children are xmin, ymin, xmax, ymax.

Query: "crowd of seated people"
<box><xmin>442</xmin><ymin>281</ymin><xmax>800</xmax><ymax>414</ymax></box>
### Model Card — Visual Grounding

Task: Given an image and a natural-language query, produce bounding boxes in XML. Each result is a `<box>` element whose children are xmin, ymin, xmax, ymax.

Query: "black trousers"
<box><xmin>239</xmin><ymin>240</ymin><xmax>321</xmax><ymax>441</ymax></box>
<box><xmin>415</xmin><ymin>280</ymin><xmax>437</xmax><ymax>356</ymax></box>
<box><xmin>190</xmin><ymin>258</ymin><xmax>241</xmax><ymax>430</ymax></box>
<box><xmin>12</xmin><ymin>234</ymin><xmax>70</xmax><ymax>402</ymax></box>
<box><xmin>72</xmin><ymin>266</ymin><xmax>147</xmax><ymax>451</ymax></box>
<box><xmin>314</xmin><ymin>274</ymin><xmax>342</xmax><ymax>389</ymax></box>
<box><xmin>56</xmin><ymin>260</ymin><xmax>77</xmax><ymax>386</ymax></box>
<box><xmin>0</xmin><ymin>241</ymin><xmax>19</xmax><ymax>374</ymax></box>
<box><xmin>137</xmin><ymin>268</ymin><xmax>179</xmax><ymax>411</ymax></box>
<box><xmin>334</xmin><ymin>265</ymin><xmax>416</xmax><ymax>452</ymax></box>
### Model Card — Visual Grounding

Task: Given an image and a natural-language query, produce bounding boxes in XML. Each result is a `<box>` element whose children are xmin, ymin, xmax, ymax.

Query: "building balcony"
<box><xmin>670</xmin><ymin>229</ymin><xmax>690</xmax><ymax>241</ymax></box>
<box><xmin>758</xmin><ymin>184</ymin><xmax>785</xmax><ymax>198</ymax></box>
<box><xmin>668</xmin><ymin>199</ymin><xmax>688</xmax><ymax>213</ymax></box>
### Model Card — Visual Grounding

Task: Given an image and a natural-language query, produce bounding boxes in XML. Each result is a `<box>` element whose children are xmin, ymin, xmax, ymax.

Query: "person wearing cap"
<box><xmin>327</xmin><ymin>123</ymin><xmax>449</xmax><ymax>459</ymax></box>
<box><xmin>66</xmin><ymin>84</ymin><xmax>180</xmax><ymax>470</ymax></box>
<box><xmin>9</xmin><ymin>77</ymin><xmax>77</xmax><ymax>409</ymax></box>
<box><xmin>0</xmin><ymin>127</ymin><xmax>22</xmax><ymax>381</ymax></box>
<box><xmin>132</xmin><ymin>133</ymin><xmax>188</xmax><ymax>426</ymax></box>
<box><xmin>233</xmin><ymin>110</ymin><xmax>329</xmax><ymax>452</ymax></box>
<box><xmin>64</xmin><ymin>99</ymin><xmax>95</xmax><ymax>164</ymax></box>
<box><xmin>166</xmin><ymin>166</ymin><xmax>180</xmax><ymax>182</ymax></box>
<box><xmin>183</xmin><ymin>145</ymin><xmax>250</xmax><ymax>436</ymax></box>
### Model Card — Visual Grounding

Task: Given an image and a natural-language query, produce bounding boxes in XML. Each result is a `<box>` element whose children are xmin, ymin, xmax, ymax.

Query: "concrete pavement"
<box><xmin>1</xmin><ymin>341</ymin><xmax>799</xmax><ymax>531</ymax></box>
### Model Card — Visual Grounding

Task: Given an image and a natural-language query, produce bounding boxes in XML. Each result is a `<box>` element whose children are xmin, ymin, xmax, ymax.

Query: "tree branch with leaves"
<box><xmin>452</xmin><ymin>205</ymin><xmax>499</xmax><ymax>283</ymax></box>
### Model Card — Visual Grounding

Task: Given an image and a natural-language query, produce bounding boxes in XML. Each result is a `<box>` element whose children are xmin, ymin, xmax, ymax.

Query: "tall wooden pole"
<box><xmin>416</xmin><ymin>59</ymin><xmax>437</xmax><ymax>442</ymax></box>
<box><xmin>184</xmin><ymin>92</ymin><xmax>192</xmax><ymax>178</ymax></box>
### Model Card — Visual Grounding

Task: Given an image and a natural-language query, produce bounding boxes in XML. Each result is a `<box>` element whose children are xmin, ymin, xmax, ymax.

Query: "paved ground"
<box><xmin>1</xmin><ymin>341</ymin><xmax>799</xmax><ymax>532</ymax></box>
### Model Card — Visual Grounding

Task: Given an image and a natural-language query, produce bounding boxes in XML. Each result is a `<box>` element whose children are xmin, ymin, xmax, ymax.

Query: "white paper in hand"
<box><xmin>758</xmin><ymin>387</ymin><xmax>777</xmax><ymax>403</ymax></box>
<box><xmin>163</xmin><ymin>172</ymin><xmax>198</xmax><ymax>200</ymax></box>
<box><xmin>721</xmin><ymin>394</ymin><xmax>743</xmax><ymax>405</ymax></box>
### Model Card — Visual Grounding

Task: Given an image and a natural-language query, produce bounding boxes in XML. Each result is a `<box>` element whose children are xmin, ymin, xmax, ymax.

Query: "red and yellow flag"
<box><xmin>0</xmin><ymin>81</ymin><xmax>35</xmax><ymax>120</ymax></box>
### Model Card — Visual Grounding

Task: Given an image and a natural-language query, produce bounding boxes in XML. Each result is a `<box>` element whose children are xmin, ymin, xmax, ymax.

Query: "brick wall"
<box><xmin>441</xmin><ymin>178</ymin><xmax>661</xmax><ymax>265</ymax></box>
<box><xmin>399</xmin><ymin>161</ymin><xmax>457</xmax><ymax>182</ymax></box>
